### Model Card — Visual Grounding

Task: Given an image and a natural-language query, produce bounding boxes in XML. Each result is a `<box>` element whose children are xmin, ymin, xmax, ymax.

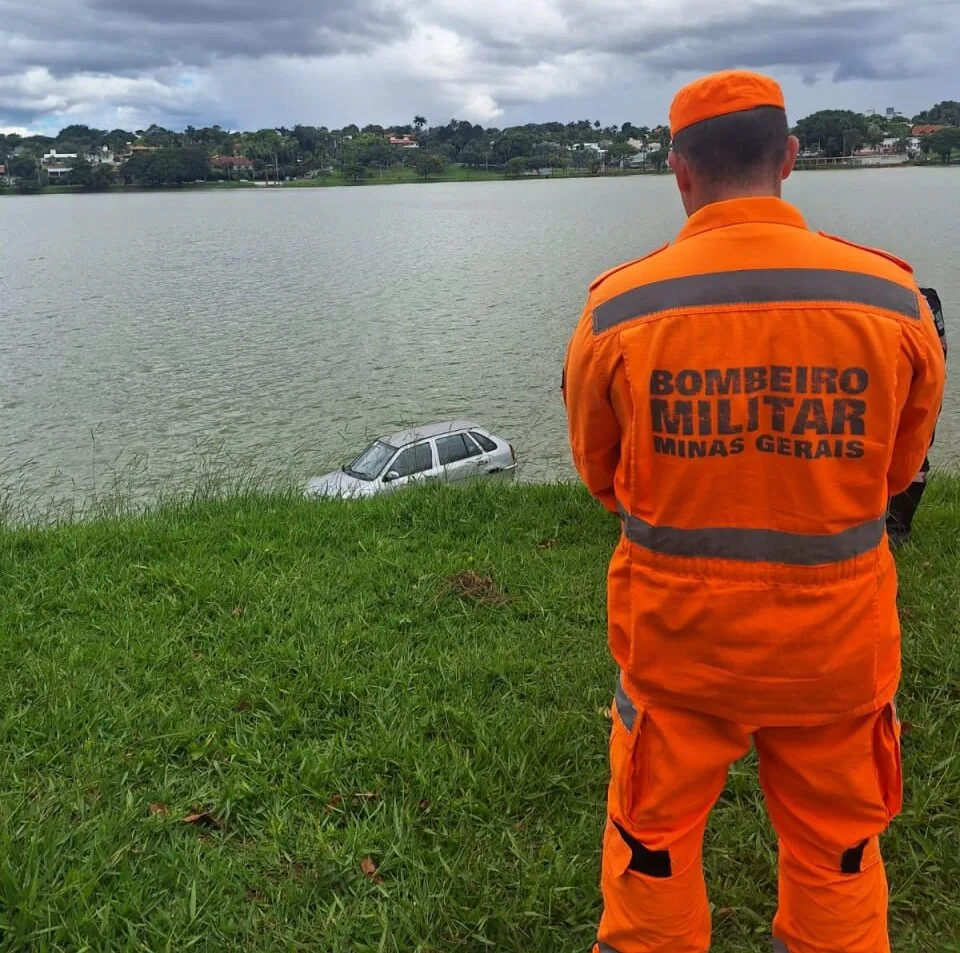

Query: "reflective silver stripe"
<box><xmin>620</xmin><ymin>509</ymin><xmax>885</xmax><ymax>566</ymax></box>
<box><xmin>772</xmin><ymin>940</ymin><xmax>790</xmax><ymax>953</ymax></box>
<box><xmin>615</xmin><ymin>674</ymin><xmax>638</xmax><ymax>732</ymax></box>
<box><xmin>593</xmin><ymin>268</ymin><xmax>920</xmax><ymax>333</ymax></box>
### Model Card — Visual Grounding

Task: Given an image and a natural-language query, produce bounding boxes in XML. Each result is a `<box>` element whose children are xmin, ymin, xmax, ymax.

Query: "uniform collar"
<box><xmin>676</xmin><ymin>196</ymin><xmax>808</xmax><ymax>243</ymax></box>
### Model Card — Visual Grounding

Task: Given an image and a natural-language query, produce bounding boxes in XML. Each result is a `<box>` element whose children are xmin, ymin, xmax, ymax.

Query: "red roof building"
<box><xmin>211</xmin><ymin>155</ymin><xmax>254</xmax><ymax>170</ymax></box>
<box><xmin>911</xmin><ymin>125</ymin><xmax>948</xmax><ymax>136</ymax></box>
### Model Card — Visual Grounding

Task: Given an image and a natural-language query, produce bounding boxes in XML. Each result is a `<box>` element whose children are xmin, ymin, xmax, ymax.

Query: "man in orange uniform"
<box><xmin>563</xmin><ymin>71</ymin><xmax>945</xmax><ymax>953</ymax></box>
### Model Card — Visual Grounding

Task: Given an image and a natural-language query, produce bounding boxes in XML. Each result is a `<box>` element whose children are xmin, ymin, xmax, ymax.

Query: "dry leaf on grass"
<box><xmin>360</xmin><ymin>856</ymin><xmax>384</xmax><ymax>884</ymax></box>
<box><xmin>149</xmin><ymin>802</ymin><xmax>169</xmax><ymax>817</ymax></box>
<box><xmin>231</xmin><ymin>606</ymin><xmax>244</xmax><ymax>618</ymax></box>
<box><xmin>233</xmin><ymin>699</ymin><xmax>253</xmax><ymax>712</ymax></box>
<box><xmin>182</xmin><ymin>810</ymin><xmax>222</xmax><ymax>829</ymax></box>
<box><xmin>537</xmin><ymin>538</ymin><xmax>559</xmax><ymax>550</ymax></box>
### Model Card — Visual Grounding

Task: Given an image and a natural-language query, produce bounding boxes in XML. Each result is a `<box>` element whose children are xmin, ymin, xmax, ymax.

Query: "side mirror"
<box><xmin>383</xmin><ymin>471</ymin><xmax>400</xmax><ymax>484</ymax></box>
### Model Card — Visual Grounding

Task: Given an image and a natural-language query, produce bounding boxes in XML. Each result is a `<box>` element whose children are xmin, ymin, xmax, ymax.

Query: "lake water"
<box><xmin>1</xmin><ymin>170</ymin><xmax>958</xmax><ymax>511</ymax></box>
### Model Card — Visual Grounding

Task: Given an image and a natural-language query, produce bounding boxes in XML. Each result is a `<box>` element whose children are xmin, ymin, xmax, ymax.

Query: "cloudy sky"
<box><xmin>0</xmin><ymin>0</ymin><xmax>956</xmax><ymax>136</ymax></box>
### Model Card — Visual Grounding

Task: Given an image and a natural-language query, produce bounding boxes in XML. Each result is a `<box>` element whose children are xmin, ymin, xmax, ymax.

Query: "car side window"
<box><xmin>436</xmin><ymin>433</ymin><xmax>481</xmax><ymax>466</ymax></box>
<box><xmin>390</xmin><ymin>442</ymin><xmax>434</xmax><ymax>478</ymax></box>
<box><xmin>470</xmin><ymin>432</ymin><xmax>497</xmax><ymax>453</ymax></box>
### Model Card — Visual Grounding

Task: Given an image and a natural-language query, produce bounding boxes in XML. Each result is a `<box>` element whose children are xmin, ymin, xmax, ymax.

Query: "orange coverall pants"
<box><xmin>596</xmin><ymin>679</ymin><xmax>903</xmax><ymax>953</ymax></box>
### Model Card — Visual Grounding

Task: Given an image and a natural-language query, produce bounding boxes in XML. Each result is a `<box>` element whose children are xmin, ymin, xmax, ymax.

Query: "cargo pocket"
<box><xmin>609</xmin><ymin>675</ymin><xmax>648</xmax><ymax>826</ymax></box>
<box><xmin>873</xmin><ymin>702</ymin><xmax>903</xmax><ymax>820</ymax></box>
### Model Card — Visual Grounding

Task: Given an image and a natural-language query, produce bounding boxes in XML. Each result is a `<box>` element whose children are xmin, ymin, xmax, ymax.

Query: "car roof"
<box><xmin>383</xmin><ymin>420</ymin><xmax>486</xmax><ymax>447</ymax></box>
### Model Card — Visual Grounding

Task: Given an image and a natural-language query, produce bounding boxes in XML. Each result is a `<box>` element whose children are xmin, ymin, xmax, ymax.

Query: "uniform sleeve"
<box><xmin>563</xmin><ymin>301</ymin><xmax>622</xmax><ymax>513</ymax></box>
<box><xmin>887</xmin><ymin>296</ymin><xmax>947</xmax><ymax>497</ymax></box>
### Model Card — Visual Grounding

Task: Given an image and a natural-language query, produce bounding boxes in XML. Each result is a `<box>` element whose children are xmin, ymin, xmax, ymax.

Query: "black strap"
<box><xmin>613</xmin><ymin>821</ymin><xmax>672</xmax><ymax>878</ymax></box>
<box><xmin>841</xmin><ymin>839</ymin><xmax>869</xmax><ymax>874</ymax></box>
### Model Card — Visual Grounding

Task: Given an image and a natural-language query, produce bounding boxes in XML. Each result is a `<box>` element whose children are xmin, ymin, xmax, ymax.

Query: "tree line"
<box><xmin>2</xmin><ymin>101</ymin><xmax>959</xmax><ymax>191</ymax></box>
<box><xmin>792</xmin><ymin>104</ymin><xmax>960</xmax><ymax>161</ymax></box>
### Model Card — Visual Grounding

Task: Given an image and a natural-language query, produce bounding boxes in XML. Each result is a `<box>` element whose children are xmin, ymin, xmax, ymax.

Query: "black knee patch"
<box><xmin>841</xmin><ymin>840</ymin><xmax>869</xmax><ymax>874</ymax></box>
<box><xmin>613</xmin><ymin>821</ymin><xmax>672</xmax><ymax>878</ymax></box>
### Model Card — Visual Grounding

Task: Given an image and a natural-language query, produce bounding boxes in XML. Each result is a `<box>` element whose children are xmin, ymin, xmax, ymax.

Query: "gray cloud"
<box><xmin>0</xmin><ymin>0</ymin><xmax>410</xmax><ymax>76</ymax></box>
<box><xmin>0</xmin><ymin>0</ymin><xmax>956</xmax><ymax>131</ymax></box>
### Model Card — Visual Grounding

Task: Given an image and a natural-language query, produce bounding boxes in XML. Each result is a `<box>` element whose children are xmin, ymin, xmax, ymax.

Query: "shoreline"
<box><xmin>5</xmin><ymin>161</ymin><xmax>953</xmax><ymax>197</ymax></box>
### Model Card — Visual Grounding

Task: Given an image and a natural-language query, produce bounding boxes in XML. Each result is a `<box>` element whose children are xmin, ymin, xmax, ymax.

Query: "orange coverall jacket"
<box><xmin>564</xmin><ymin>197</ymin><xmax>946</xmax><ymax>726</ymax></box>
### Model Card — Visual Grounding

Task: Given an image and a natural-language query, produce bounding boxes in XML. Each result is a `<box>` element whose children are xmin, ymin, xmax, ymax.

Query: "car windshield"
<box><xmin>344</xmin><ymin>440</ymin><xmax>397</xmax><ymax>481</ymax></box>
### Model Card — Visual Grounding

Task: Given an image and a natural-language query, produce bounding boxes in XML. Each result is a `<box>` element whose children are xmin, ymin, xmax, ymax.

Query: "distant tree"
<box><xmin>646</xmin><ymin>148</ymin><xmax>668</xmax><ymax>172</ymax></box>
<box><xmin>843</xmin><ymin>129</ymin><xmax>864</xmax><ymax>155</ymax></box>
<box><xmin>120</xmin><ymin>146</ymin><xmax>209</xmax><ymax>186</ymax></box>
<box><xmin>362</xmin><ymin>124</ymin><xmax>385</xmax><ymax>137</ymax></box>
<box><xmin>139</xmin><ymin>124</ymin><xmax>180</xmax><ymax>148</ymax></box>
<box><xmin>414</xmin><ymin>115</ymin><xmax>428</xmax><ymax>138</ymax></box>
<box><xmin>352</xmin><ymin>135</ymin><xmax>396</xmax><ymax>177</ymax></box>
<box><xmin>606</xmin><ymin>142</ymin><xmax>638</xmax><ymax>164</ymax></box>
<box><xmin>505</xmin><ymin>156</ymin><xmax>530</xmax><ymax>177</ymax></box>
<box><xmin>594</xmin><ymin>120</ymin><xmax>601</xmax><ymax>130</ymax></box>
<box><xmin>927</xmin><ymin>127</ymin><xmax>960</xmax><ymax>164</ymax></box>
<box><xmin>415</xmin><ymin>152</ymin><xmax>445</xmax><ymax>179</ymax></box>
<box><xmin>89</xmin><ymin>164</ymin><xmax>116</xmax><ymax>190</ymax></box>
<box><xmin>67</xmin><ymin>158</ymin><xmax>93</xmax><ymax>187</ymax></box>
<box><xmin>340</xmin><ymin>143</ymin><xmax>367</xmax><ymax>183</ymax></box>
<box><xmin>67</xmin><ymin>159</ymin><xmax>115</xmax><ymax>190</ymax></box>
<box><xmin>912</xmin><ymin>101</ymin><xmax>960</xmax><ymax>126</ymax></box>
<box><xmin>491</xmin><ymin>130</ymin><xmax>533</xmax><ymax>164</ymax></box>
<box><xmin>866</xmin><ymin>123</ymin><xmax>883</xmax><ymax>148</ymax></box>
<box><xmin>793</xmin><ymin>110</ymin><xmax>868</xmax><ymax>157</ymax></box>
<box><xmin>9</xmin><ymin>154</ymin><xmax>39</xmax><ymax>181</ymax></box>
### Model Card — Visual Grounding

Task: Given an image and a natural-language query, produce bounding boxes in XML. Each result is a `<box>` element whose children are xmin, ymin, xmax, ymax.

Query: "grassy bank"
<box><xmin>0</xmin><ymin>479</ymin><xmax>958</xmax><ymax>951</ymax></box>
<box><xmin>0</xmin><ymin>167</ymin><xmax>672</xmax><ymax>198</ymax></box>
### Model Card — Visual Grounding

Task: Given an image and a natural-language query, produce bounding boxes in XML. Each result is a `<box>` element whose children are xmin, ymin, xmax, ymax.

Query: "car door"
<box><xmin>380</xmin><ymin>441</ymin><xmax>438</xmax><ymax>493</ymax></box>
<box><xmin>435</xmin><ymin>432</ymin><xmax>486</xmax><ymax>483</ymax></box>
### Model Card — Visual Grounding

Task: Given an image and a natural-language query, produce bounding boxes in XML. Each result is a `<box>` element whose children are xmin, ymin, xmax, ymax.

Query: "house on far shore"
<box><xmin>911</xmin><ymin>125</ymin><xmax>948</xmax><ymax>137</ymax></box>
<box><xmin>85</xmin><ymin>145</ymin><xmax>119</xmax><ymax>166</ymax></box>
<box><xmin>211</xmin><ymin>155</ymin><xmax>255</xmax><ymax>176</ymax></box>
<box><xmin>389</xmin><ymin>135</ymin><xmax>419</xmax><ymax>149</ymax></box>
<box><xmin>41</xmin><ymin>150</ymin><xmax>77</xmax><ymax>178</ymax></box>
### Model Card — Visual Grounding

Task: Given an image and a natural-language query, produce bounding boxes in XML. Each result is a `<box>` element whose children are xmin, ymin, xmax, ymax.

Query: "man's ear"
<box><xmin>669</xmin><ymin>150</ymin><xmax>691</xmax><ymax>192</ymax></box>
<box><xmin>781</xmin><ymin>136</ymin><xmax>800</xmax><ymax>181</ymax></box>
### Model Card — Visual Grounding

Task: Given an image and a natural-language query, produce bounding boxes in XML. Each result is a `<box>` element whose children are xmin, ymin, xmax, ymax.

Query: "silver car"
<box><xmin>304</xmin><ymin>421</ymin><xmax>517</xmax><ymax>499</ymax></box>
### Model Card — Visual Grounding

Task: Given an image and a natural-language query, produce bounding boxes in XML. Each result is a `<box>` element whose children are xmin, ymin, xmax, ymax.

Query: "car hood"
<box><xmin>304</xmin><ymin>470</ymin><xmax>376</xmax><ymax>499</ymax></box>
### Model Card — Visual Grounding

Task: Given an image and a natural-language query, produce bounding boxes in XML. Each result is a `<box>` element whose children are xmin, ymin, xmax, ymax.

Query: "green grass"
<box><xmin>1</xmin><ymin>167</ymin><xmax>672</xmax><ymax>199</ymax></box>
<box><xmin>0</xmin><ymin>478</ymin><xmax>958</xmax><ymax>951</ymax></box>
<box><xmin>288</xmin><ymin>167</ymin><xmax>508</xmax><ymax>187</ymax></box>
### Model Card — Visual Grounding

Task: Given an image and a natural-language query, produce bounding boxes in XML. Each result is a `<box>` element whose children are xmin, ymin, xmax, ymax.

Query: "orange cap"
<box><xmin>669</xmin><ymin>70</ymin><xmax>786</xmax><ymax>138</ymax></box>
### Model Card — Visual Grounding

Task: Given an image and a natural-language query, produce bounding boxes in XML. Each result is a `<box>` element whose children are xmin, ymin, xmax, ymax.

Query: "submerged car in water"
<box><xmin>304</xmin><ymin>421</ymin><xmax>517</xmax><ymax>499</ymax></box>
